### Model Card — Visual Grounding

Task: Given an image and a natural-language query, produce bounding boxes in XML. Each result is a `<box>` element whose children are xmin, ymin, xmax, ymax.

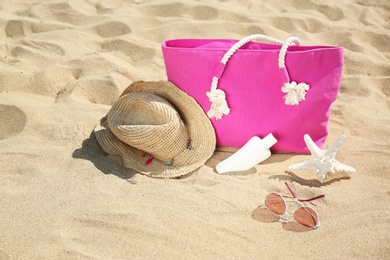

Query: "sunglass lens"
<box><xmin>265</xmin><ymin>193</ymin><xmax>286</xmax><ymax>215</ymax></box>
<box><xmin>294</xmin><ymin>207</ymin><xmax>319</xmax><ymax>228</ymax></box>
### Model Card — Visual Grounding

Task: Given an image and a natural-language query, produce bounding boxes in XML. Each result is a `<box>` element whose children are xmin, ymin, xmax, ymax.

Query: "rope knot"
<box><xmin>281</xmin><ymin>81</ymin><xmax>310</xmax><ymax>105</ymax></box>
<box><xmin>206</xmin><ymin>89</ymin><xmax>230</xmax><ymax>120</ymax></box>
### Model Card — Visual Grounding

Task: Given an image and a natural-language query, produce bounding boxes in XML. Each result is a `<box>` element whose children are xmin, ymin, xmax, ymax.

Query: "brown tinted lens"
<box><xmin>294</xmin><ymin>207</ymin><xmax>319</xmax><ymax>228</ymax></box>
<box><xmin>265</xmin><ymin>193</ymin><xmax>286</xmax><ymax>215</ymax></box>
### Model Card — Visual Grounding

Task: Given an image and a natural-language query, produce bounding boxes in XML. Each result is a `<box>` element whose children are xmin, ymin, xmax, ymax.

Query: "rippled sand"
<box><xmin>1</xmin><ymin>0</ymin><xmax>389</xmax><ymax>258</ymax></box>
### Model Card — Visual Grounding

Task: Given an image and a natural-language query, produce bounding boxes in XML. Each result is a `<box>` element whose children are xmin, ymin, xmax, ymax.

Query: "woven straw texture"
<box><xmin>94</xmin><ymin>81</ymin><xmax>216</xmax><ymax>178</ymax></box>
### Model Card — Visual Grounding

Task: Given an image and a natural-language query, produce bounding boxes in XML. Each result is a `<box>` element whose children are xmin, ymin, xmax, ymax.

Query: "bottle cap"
<box><xmin>262</xmin><ymin>133</ymin><xmax>277</xmax><ymax>149</ymax></box>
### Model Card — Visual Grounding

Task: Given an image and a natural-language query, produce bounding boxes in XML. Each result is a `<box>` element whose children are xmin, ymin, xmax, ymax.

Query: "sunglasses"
<box><xmin>261</xmin><ymin>182</ymin><xmax>325</xmax><ymax>229</ymax></box>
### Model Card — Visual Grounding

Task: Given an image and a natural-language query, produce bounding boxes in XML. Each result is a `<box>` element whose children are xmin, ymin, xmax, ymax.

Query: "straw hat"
<box><xmin>94</xmin><ymin>81</ymin><xmax>216</xmax><ymax>178</ymax></box>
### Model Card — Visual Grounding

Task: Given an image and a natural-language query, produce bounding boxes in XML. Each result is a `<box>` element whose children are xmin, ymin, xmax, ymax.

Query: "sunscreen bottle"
<box><xmin>216</xmin><ymin>134</ymin><xmax>277</xmax><ymax>174</ymax></box>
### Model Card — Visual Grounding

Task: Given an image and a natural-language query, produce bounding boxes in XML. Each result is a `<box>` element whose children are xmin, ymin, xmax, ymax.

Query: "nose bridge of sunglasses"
<box><xmin>259</xmin><ymin>183</ymin><xmax>324</xmax><ymax>229</ymax></box>
<box><xmin>264</xmin><ymin>194</ymin><xmax>315</xmax><ymax>219</ymax></box>
<box><xmin>283</xmin><ymin>196</ymin><xmax>299</xmax><ymax>203</ymax></box>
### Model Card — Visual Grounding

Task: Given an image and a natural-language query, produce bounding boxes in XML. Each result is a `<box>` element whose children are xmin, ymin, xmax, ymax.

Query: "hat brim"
<box><xmin>94</xmin><ymin>81</ymin><xmax>216</xmax><ymax>178</ymax></box>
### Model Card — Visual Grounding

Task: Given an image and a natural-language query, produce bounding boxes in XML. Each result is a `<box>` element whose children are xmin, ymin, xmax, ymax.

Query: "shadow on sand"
<box><xmin>72</xmin><ymin>132</ymin><xmax>137</xmax><ymax>180</ymax></box>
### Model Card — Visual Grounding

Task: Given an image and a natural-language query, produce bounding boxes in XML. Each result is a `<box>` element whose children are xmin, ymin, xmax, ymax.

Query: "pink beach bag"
<box><xmin>161</xmin><ymin>34</ymin><xmax>343</xmax><ymax>153</ymax></box>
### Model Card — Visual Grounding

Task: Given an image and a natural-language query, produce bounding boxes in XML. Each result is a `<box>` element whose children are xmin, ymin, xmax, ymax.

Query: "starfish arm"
<box><xmin>289</xmin><ymin>161</ymin><xmax>329</xmax><ymax>183</ymax></box>
<box><xmin>332</xmin><ymin>160</ymin><xmax>356</xmax><ymax>173</ymax></box>
<box><xmin>290</xmin><ymin>135</ymin><xmax>354</xmax><ymax>183</ymax></box>
<box><xmin>288</xmin><ymin>160</ymin><xmax>316</xmax><ymax>171</ymax></box>
<box><xmin>315</xmin><ymin>169</ymin><xmax>328</xmax><ymax>183</ymax></box>
<box><xmin>325</xmin><ymin>135</ymin><xmax>346</xmax><ymax>158</ymax></box>
<box><xmin>304</xmin><ymin>134</ymin><xmax>323</xmax><ymax>157</ymax></box>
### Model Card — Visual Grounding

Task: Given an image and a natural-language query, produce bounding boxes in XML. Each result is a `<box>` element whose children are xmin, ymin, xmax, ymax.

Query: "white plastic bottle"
<box><xmin>216</xmin><ymin>134</ymin><xmax>277</xmax><ymax>174</ymax></box>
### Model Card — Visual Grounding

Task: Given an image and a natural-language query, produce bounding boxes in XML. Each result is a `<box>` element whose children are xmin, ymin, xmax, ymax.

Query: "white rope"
<box><xmin>207</xmin><ymin>35</ymin><xmax>304</xmax><ymax>120</ymax></box>
<box><xmin>281</xmin><ymin>81</ymin><xmax>309</xmax><ymax>105</ymax></box>
<box><xmin>278</xmin><ymin>36</ymin><xmax>301</xmax><ymax>68</ymax></box>
<box><xmin>278</xmin><ymin>37</ymin><xmax>309</xmax><ymax>106</ymax></box>
<box><xmin>209</xmin><ymin>34</ymin><xmax>283</xmax><ymax>94</ymax></box>
<box><xmin>206</xmin><ymin>87</ymin><xmax>230</xmax><ymax>120</ymax></box>
<box><xmin>207</xmin><ymin>34</ymin><xmax>284</xmax><ymax>120</ymax></box>
<box><xmin>220</xmin><ymin>34</ymin><xmax>283</xmax><ymax>65</ymax></box>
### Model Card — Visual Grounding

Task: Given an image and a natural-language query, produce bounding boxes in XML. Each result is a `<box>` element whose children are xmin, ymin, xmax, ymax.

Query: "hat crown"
<box><xmin>94</xmin><ymin>80</ymin><xmax>216</xmax><ymax>178</ymax></box>
<box><xmin>107</xmin><ymin>92</ymin><xmax>189</xmax><ymax>162</ymax></box>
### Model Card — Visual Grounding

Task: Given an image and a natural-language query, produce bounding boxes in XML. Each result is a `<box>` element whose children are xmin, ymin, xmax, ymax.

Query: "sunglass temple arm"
<box><xmin>284</xmin><ymin>182</ymin><xmax>325</xmax><ymax>203</ymax></box>
<box><xmin>285</xmin><ymin>182</ymin><xmax>297</xmax><ymax>198</ymax></box>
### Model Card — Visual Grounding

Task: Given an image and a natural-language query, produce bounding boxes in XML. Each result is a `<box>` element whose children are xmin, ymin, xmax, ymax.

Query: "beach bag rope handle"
<box><xmin>206</xmin><ymin>34</ymin><xmax>310</xmax><ymax>120</ymax></box>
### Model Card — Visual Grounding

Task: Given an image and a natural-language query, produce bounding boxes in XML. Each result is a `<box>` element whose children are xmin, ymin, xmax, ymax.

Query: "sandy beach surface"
<box><xmin>1</xmin><ymin>0</ymin><xmax>389</xmax><ymax>259</ymax></box>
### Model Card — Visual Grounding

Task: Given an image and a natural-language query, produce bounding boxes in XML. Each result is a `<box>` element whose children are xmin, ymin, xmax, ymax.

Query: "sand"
<box><xmin>0</xmin><ymin>0</ymin><xmax>389</xmax><ymax>259</ymax></box>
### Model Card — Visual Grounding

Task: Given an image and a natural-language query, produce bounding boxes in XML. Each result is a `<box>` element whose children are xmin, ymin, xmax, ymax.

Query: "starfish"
<box><xmin>289</xmin><ymin>134</ymin><xmax>356</xmax><ymax>183</ymax></box>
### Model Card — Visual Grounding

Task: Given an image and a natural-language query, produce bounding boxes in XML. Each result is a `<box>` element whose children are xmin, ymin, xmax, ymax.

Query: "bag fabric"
<box><xmin>161</xmin><ymin>34</ymin><xmax>343</xmax><ymax>153</ymax></box>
